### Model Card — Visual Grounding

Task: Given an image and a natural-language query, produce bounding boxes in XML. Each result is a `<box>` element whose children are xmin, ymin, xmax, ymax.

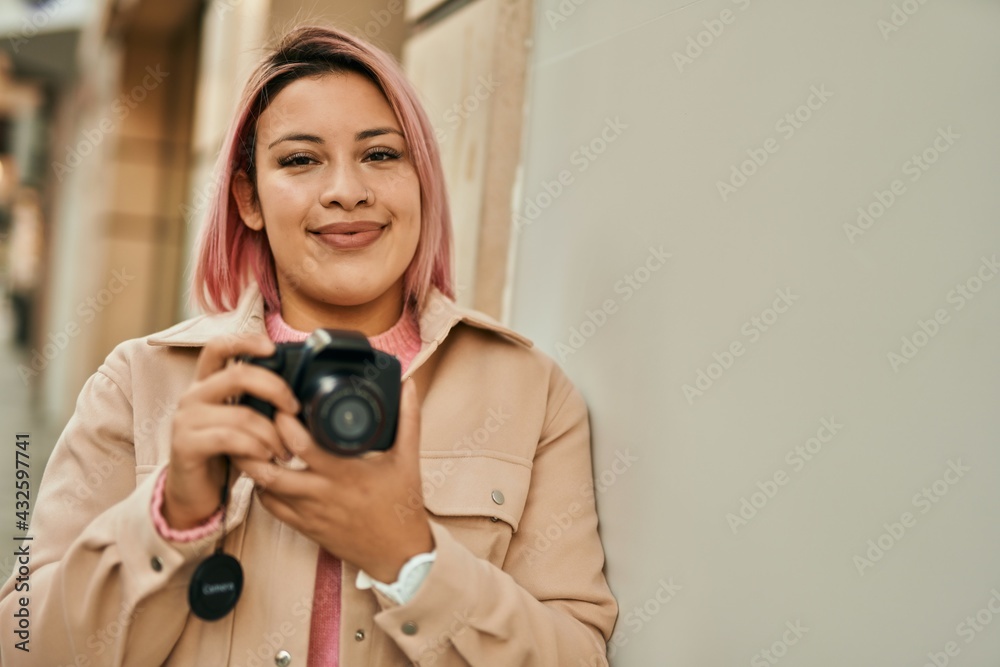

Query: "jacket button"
<box><xmin>274</xmin><ymin>649</ymin><xmax>291</xmax><ymax>666</ymax></box>
<box><xmin>491</xmin><ymin>490</ymin><xmax>505</xmax><ymax>505</ymax></box>
<box><xmin>355</xmin><ymin>629</ymin><xmax>365</xmax><ymax>641</ymax></box>
<box><xmin>150</xmin><ymin>556</ymin><xmax>163</xmax><ymax>572</ymax></box>
<box><xmin>401</xmin><ymin>621</ymin><xmax>418</xmax><ymax>635</ymax></box>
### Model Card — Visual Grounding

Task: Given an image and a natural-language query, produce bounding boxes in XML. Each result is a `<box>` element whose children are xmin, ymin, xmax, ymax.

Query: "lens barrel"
<box><xmin>307</xmin><ymin>376</ymin><xmax>385</xmax><ymax>455</ymax></box>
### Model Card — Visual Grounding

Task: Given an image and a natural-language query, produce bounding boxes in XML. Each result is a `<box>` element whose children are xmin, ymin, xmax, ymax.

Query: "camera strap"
<box><xmin>188</xmin><ymin>457</ymin><xmax>244</xmax><ymax>621</ymax></box>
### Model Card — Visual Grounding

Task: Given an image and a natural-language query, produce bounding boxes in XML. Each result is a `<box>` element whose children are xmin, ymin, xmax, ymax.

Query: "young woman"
<box><xmin>0</xmin><ymin>25</ymin><xmax>617</xmax><ymax>666</ymax></box>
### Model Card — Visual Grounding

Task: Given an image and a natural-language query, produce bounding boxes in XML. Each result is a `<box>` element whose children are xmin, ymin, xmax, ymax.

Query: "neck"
<box><xmin>276</xmin><ymin>282</ymin><xmax>406</xmax><ymax>338</ymax></box>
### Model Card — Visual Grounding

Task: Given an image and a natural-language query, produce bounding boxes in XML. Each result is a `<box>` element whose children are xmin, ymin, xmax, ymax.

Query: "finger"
<box><xmin>192</xmin><ymin>426</ymin><xmax>276</xmax><ymax>463</ymax></box>
<box><xmin>235</xmin><ymin>455</ymin><xmax>316</xmax><ymax>497</ymax></box>
<box><xmin>192</xmin><ymin>363</ymin><xmax>300</xmax><ymax>414</ymax></box>
<box><xmin>274</xmin><ymin>411</ymin><xmax>330</xmax><ymax>470</ymax></box>
<box><xmin>253</xmin><ymin>486</ymin><xmax>300</xmax><ymax>529</ymax></box>
<box><xmin>182</xmin><ymin>405</ymin><xmax>293</xmax><ymax>462</ymax></box>
<box><xmin>194</xmin><ymin>333</ymin><xmax>275</xmax><ymax>381</ymax></box>
<box><xmin>273</xmin><ymin>411</ymin><xmax>375</xmax><ymax>474</ymax></box>
<box><xmin>232</xmin><ymin>456</ymin><xmax>284</xmax><ymax>492</ymax></box>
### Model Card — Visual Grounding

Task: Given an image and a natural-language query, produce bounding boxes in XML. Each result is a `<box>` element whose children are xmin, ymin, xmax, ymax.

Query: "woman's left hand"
<box><xmin>232</xmin><ymin>379</ymin><xmax>434</xmax><ymax>583</ymax></box>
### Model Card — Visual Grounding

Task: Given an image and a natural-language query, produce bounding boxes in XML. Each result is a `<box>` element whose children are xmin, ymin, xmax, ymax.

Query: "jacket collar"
<box><xmin>146</xmin><ymin>282</ymin><xmax>533</xmax><ymax>349</ymax></box>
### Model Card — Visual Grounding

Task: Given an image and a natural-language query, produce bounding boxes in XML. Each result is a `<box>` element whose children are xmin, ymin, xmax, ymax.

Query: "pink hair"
<box><xmin>192</xmin><ymin>25</ymin><xmax>454</xmax><ymax>314</ymax></box>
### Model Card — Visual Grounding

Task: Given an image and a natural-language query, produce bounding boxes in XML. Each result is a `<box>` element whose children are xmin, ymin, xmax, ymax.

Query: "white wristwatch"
<box><xmin>356</xmin><ymin>551</ymin><xmax>437</xmax><ymax>605</ymax></box>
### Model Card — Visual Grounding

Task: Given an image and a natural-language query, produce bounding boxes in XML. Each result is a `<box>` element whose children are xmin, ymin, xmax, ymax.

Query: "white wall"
<box><xmin>508</xmin><ymin>0</ymin><xmax>1000</xmax><ymax>664</ymax></box>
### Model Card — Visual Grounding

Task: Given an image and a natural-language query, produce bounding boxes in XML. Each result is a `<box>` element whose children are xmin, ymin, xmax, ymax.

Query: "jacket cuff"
<box><xmin>117</xmin><ymin>464</ymin><xmax>223</xmax><ymax>602</ymax></box>
<box><xmin>372</xmin><ymin>521</ymin><xmax>484</xmax><ymax>662</ymax></box>
<box><xmin>150</xmin><ymin>467</ymin><xmax>224</xmax><ymax>542</ymax></box>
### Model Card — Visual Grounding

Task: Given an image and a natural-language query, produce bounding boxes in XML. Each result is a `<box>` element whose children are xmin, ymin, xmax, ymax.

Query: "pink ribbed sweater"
<box><xmin>265</xmin><ymin>307</ymin><xmax>422</xmax><ymax>667</ymax></box>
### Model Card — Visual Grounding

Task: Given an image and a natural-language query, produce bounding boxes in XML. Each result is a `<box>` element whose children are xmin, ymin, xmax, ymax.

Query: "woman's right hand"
<box><xmin>162</xmin><ymin>333</ymin><xmax>301</xmax><ymax>530</ymax></box>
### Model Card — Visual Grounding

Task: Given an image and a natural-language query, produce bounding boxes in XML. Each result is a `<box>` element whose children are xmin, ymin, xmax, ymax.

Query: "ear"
<box><xmin>232</xmin><ymin>170</ymin><xmax>265</xmax><ymax>231</ymax></box>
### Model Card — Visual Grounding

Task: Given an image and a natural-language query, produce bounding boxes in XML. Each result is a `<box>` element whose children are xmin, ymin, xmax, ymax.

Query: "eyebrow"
<box><xmin>356</xmin><ymin>127</ymin><xmax>403</xmax><ymax>141</ymax></box>
<box><xmin>267</xmin><ymin>127</ymin><xmax>403</xmax><ymax>149</ymax></box>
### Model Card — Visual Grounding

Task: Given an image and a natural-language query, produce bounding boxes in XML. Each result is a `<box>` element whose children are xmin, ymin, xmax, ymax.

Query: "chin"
<box><xmin>324</xmin><ymin>293</ymin><xmax>380</xmax><ymax>308</ymax></box>
<box><xmin>316</xmin><ymin>282</ymin><xmax>397</xmax><ymax>308</ymax></box>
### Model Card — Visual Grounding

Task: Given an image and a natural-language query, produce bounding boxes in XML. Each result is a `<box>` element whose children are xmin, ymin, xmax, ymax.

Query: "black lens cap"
<box><xmin>189</xmin><ymin>553</ymin><xmax>243</xmax><ymax>621</ymax></box>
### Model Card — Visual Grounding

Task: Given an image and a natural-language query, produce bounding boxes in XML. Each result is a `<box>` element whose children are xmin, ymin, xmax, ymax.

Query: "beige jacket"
<box><xmin>0</xmin><ymin>284</ymin><xmax>617</xmax><ymax>666</ymax></box>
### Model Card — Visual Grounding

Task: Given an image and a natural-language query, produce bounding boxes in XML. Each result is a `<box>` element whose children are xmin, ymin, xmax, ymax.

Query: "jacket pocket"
<box><xmin>418</xmin><ymin>452</ymin><xmax>532</xmax><ymax>565</ymax></box>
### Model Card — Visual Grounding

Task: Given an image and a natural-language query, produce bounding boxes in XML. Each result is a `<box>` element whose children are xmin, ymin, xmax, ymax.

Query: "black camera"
<box><xmin>238</xmin><ymin>329</ymin><xmax>401</xmax><ymax>456</ymax></box>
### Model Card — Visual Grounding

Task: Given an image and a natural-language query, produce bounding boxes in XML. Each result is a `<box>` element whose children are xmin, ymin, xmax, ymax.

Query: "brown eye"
<box><xmin>364</xmin><ymin>147</ymin><xmax>402</xmax><ymax>162</ymax></box>
<box><xmin>278</xmin><ymin>153</ymin><xmax>314</xmax><ymax>167</ymax></box>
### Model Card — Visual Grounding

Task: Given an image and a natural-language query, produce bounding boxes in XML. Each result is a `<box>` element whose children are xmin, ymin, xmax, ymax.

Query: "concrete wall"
<box><xmin>508</xmin><ymin>0</ymin><xmax>1000</xmax><ymax>664</ymax></box>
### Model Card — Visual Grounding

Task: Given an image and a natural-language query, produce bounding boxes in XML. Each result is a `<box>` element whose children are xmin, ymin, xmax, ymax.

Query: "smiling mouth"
<box><xmin>310</xmin><ymin>221</ymin><xmax>387</xmax><ymax>234</ymax></box>
<box><xmin>310</xmin><ymin>227</ymin><xmax>387</xmax><ymax>235</ymax></box>
<box><xmin>309</xmin><ymin>224</ymin><xmax>388</xmax><ymax>249</ymax></box>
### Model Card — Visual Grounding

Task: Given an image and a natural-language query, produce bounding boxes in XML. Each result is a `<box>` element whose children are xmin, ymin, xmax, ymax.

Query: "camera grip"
<box><xmin>239</xmin><ymin>393</ymin><xmax>276</xmax><ymax>419</ymax></box>
<box><xmin>234</xmin><ymin>350</ymin><xmax>289</xmax><ymax>420</ymax></box>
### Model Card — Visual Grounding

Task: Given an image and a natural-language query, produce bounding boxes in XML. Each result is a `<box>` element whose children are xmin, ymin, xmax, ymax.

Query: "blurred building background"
<box><xmin>0</xmin><ymin>0</ymin><xmax>529</xmax><ymax>425</ymax></box>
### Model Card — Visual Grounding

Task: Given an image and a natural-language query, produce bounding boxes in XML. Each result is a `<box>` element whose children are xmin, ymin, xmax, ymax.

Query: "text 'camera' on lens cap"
<box><xmin>189</xmin><ymin>552</ymin><xmax>243</xmax><ymax>621</ymax></box>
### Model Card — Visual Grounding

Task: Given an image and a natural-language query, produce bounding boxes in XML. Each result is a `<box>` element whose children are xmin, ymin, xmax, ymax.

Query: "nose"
<box><xmin>319</xmin><ymin>162</ymin><xmax>370</xmax><ymax>210</ymax></box>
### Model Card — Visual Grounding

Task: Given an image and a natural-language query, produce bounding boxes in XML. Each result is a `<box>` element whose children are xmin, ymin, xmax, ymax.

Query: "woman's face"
<box><xmin>234</xmin><ymin>71</ymin><xmax>421</xmax><ymax>317</ymax></box>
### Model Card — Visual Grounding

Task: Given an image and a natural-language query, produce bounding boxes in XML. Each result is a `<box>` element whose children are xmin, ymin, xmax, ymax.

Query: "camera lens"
<box><xmin>330</xmin><ymin>395</ymin><xmax>374</xmax><ymax>441</ymax></box>
<box><xmin>307</xmin><ymin>378</ymin><xmax>385</xmax><ymax>455</ymax></box>
<box><xmin>289</xmin><ymin>331</ymin><xmax>400</xmax><ymax>457</ymax></box>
